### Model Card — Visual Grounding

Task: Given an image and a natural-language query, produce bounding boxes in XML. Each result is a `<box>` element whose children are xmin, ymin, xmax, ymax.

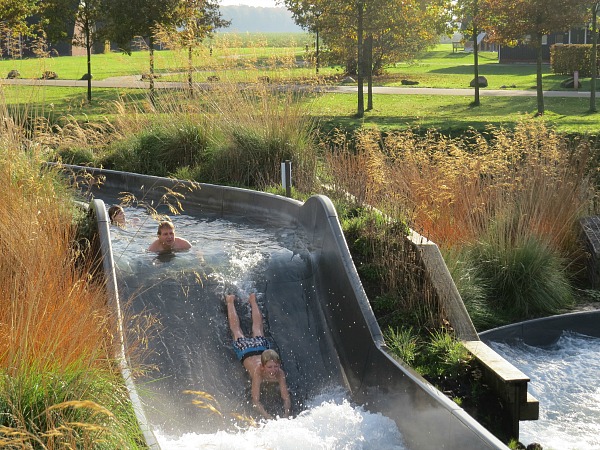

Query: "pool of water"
<box><xmin>489</xmin><ymin>332</ymin><xmax>600</xmax><ymax>450</ymax></box>
<box><xmin>107</xmin><ymin>203</ymin><xmax>407</xmax><ymax>449</ymax></box>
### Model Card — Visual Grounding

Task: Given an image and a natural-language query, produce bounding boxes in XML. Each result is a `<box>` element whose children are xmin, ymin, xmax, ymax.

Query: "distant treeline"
<box><xmin>219</xmin><ymin>5</ymin><xmax>304</xmax><ymax>33</ymax></box>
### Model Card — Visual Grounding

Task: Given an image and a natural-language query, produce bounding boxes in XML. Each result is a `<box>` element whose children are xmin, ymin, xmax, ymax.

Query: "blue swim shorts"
<box><xmin>232</xmin><ymin>336</ymin><xmax>270</xmax><ymax>361</ymax></box>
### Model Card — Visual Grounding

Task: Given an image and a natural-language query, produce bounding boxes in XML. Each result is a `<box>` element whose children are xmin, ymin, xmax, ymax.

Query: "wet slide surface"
<box><xmin>78</xmin><ymin>167</ymin><xmax>507</xmax><ymax>449</ymax></box>
<box><xmin>104</xmin><ymin>193</ymin><xmax>344</xmax><ymax>436</ymax></box>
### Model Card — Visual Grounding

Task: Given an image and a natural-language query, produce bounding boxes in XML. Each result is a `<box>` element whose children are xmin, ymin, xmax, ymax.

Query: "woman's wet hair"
<box><xmin>261</xmin><ymin>349</ymin><xmax>280</xmax><ymax>366</ymax></box>
<box><xmin>108</xmin><ymin>205</ymin><xmax>124</xmax><ymax>223</ymax></box>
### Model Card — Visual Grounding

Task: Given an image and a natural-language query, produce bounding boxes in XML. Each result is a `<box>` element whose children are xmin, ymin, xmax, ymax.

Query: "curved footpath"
<box><xmin>0</xmin><ymin>76</ymin><xmax>592</xmax><ymax>98</ymax></box>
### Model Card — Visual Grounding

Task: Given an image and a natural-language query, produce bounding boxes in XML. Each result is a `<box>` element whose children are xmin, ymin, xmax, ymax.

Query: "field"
<box><xmin>1</xmin><ymin>40</ymin><xmax>598</xmax><ymax>134</ymax></box>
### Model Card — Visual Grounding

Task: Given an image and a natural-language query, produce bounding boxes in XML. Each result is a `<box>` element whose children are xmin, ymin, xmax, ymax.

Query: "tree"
<box><xmin>281</xmin><ymin>1</ymin><xmax>324</xmax><ymax>73</ymax></box>
<box><xmin>283</xmin><ymin>0</ymin><xmax>450</xmax><ymax>117</ymax></box>
<box><xmin>101</xmin><ymin>0</ymin><xmax>182</xmax><ymax>98</ymax></box>
<box><xmin>362</xmin><ymin>0</ymin><xmax>450</xmax><ymax>109</ymax></box>
<box><xmin>590</xmin><ymin>1</ymin><xmax>599</xmax><ymax>113</ymax></box>
<box><xmin>455</xmin><ymin>0</ymin><xmax>482</xmax><ymax>106</ymax></box>
<box><xmin>155</xmin><ymin>0</ymin><xmax>229</xmax><ymax>94</ymax></box>
<box><xmin>481</xmin><ymin>0</ymin><xmax>590</xmax><ymax>115</ymax></box>
<box><xmin>0</xmin><ymin>0</ymin><xmax>39</xmax><ymax>57</ymax></box>
<box><xmin>41</xmin><ymin>0</ymin><xmax>104</xmax><ymax>103</ymax></box>
<box><xmin>0</xmin><ymin>0</ymin><xmax>38</xmax><ymax>32</ymax></box>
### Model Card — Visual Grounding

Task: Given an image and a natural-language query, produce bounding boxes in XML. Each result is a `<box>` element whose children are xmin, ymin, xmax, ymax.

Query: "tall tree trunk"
<box><xmin>366</xmin><ymin>34</ymin><xmax>373</xmax><ymax>111</ymax></box>
<box><xmin>315</xmin><ymin>26</ymin><xmax>320</xmax><ymax>74</ymax></box>
<box><xmin>85</xmin><ymin>20</ymin><xmax>92</xmax><ymax>103</ymax></box>
<box><xmin>188</xmin><ymin>45</ymin><xmax>194</xmax><ymax>96</ymax></box>
<box><xmin>356</xmin><ymin>2</ymin><xmax>364</xmax><ymax>118</ymax></box>
<box><xmin>472</xmin><ymin>0</ymin><xmax>480</xmax><ymax>107</ymax></box>
<box><xmin>590</xmin><ymin>2</ymin><xmax>598</xmax><ymax>113</ymax></box>
<box><xmin>149</xmin><ymin>35</ymin><xmax>155</xmax><ymax>104</ymax></box>
<box><xmin>535</xmin><ymin>33</ymin><xmax>544</xmax><ymax>116</ymax></box>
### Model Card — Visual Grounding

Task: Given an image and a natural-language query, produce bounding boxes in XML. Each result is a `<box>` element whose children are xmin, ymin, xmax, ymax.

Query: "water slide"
<box><xmin>68</xmin><ymin>165</ymin><xmax>508</xmax><ymax>449</ymax></box>
<box><xmin>480</xmin><ymin>310</ymin><xmax>600</xmax><ymax>345</ymax></box>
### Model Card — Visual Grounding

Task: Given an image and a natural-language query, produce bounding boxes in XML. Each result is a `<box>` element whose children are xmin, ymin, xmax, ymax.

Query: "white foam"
<box><xmin>490</xmin><ymin>332</ymin><xmax>600</xmax><ymax>450</ymax></box>
<box><xmin>154</xmin><ymin>396</ymin><xmax>406</xmax><ymax>450</ymax></box>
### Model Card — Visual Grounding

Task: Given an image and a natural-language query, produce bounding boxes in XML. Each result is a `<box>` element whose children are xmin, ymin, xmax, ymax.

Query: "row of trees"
<box><xmin>447</xmin><ymin>0</ymin><xmax>598</xmax><ymax>114</ymax></box>
<box><xmin>282</xmin><ymin>0</ymin><xmax>451</xmax><ymax>117</ymax></box>
<box><xmin>282</xmin><ymin>0</ymin><xmax>600</xmax><ymax>116</ymax></box>
<box><xmin>0</xmin><ymin>0</ymin><xmax>229</xmax><ymax>102</ymax></box>
<box><xmin>2</xmin><ymin>0</ymin><xmax>599</xmax><ymax>115</ymax></box>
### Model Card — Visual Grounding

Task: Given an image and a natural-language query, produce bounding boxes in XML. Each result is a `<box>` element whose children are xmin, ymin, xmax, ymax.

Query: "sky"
<box><xmin>219</xmin><ymin>0</ymin><xmax>279</xmax><ymax>7</ymax></box>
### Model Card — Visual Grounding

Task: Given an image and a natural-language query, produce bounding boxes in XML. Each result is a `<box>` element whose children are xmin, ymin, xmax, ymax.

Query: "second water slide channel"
<box><xmin>73</xmin><ymin>166</ymin><xmax>507</xmax><ymax>449</ymax></box>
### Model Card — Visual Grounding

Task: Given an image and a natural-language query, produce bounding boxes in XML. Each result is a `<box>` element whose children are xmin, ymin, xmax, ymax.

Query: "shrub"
<box><xmin>102</xmin><ymin>121</ymin><xmax>210</xmax><ymax>176</ymax></box>
<box><xmin>551</xmin><ymin>44</ymin><xmax>600</xmax><ymax>77</ymax></box>
<box><xmin>328</xmin><ymin>121</ymin><xmax>595</xmax><ymax>326</ymax></box>
<box><xmin>443</xmin><ymin>248</ymin><xmax>504</xmax><ymax>331</ymax></box>
<box><xmin>202</xmin><ymin>84</ymin><xmax>318</xmax><ymax>191</ymax></box>
<box><xmin>0</xmin><ymin>108</ymin><xmax>145</xmax><ymax>448</ymax></box>
<box><xmin>384</xmin><ymin>326</ymin><xmax>419</xmax><ymax>365</ymax></box>
<box><xmin>419</xmin><ymin>329</ymin><xmax>471</xmax><ymax>379</ymax></box>
<box><xmin>56</xmin><ymin>146</ymin><xmax>96</xmax><ymax>165</ymax></box>
<box><xmin>467</xmin><ymin>225</ymin><xmax>574</xmax><ymax>319</ymax></box>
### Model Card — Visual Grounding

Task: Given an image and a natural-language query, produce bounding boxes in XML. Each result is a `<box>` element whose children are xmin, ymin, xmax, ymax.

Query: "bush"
<box><xmin>202</xmin><ymin>84</ymin><xmax>318</xmax><ymax>191</ymax></box>
<box><xmin>384</xmin><ymin>326</ymin><xmax>419</xmax><ymax>365</ymax></box>
<box><xmin>101</xmin><ymin>122</ymin><xmax>210</xmax><ymax>176</ymax></box>
<box><xmin>467</xmin><ymin>225</ymin><xmax>574</xmax><ymax>319</ymax></box>
<box><xmin>443</xmin><ymin>248</ymin><xmax>505</xmax><ymax>331</ymax></box>
<box><xmin>551</xmin><ymin>44</ymin><xmax>600</xmax><ymax>77</ymax></box>
<box><xmin>56</xmin><ymin>147</ymin><xmax>96</xmax><ymax>165</ymax></box>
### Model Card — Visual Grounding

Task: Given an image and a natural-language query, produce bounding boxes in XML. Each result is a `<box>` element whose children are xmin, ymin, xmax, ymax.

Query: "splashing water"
<box><xmin>490</xmin><ymin>332</ymin><xmax>600</xmax><ymax>450</ymax></box>
<box><xmin>154</xmin><ymin>390</ymin><xmax>406</xmax><ymax>450</ymax></box>
<box><xmin>108</xmin><ymin>206</ymin><xmax>407</xmax><ymax>449</ymax></box>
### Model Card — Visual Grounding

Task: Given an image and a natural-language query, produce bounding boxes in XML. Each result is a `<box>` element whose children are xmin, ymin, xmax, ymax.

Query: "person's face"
<box><xmin>263</xmin><ymin>360</ymin><xmax>280</xmax><ymax>378</ymax></box>
<box><xmin>158</xmin><ymin>227</ymin><xmax>175</xmax><ymax>246</ymax></box>
<box><xmin>113</xmin><ymin>210</ymin><xmax>125</xmax><ymax>225</ymax></box>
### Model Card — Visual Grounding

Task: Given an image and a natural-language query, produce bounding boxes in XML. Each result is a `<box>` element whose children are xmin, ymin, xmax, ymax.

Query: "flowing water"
<box><xmin>108</xmin><ymin>204</ymin><xmax>407</xmax><ymax>450</ymax></box>
<box><xmin>489</xmin><ymin>332</ymin><xmax>600</xmax><ymax>450</ymax></box>
<box><xmin>154</xmin><ymin>388</ymin><xmax>405</xmax><ymax>450</ymax></box>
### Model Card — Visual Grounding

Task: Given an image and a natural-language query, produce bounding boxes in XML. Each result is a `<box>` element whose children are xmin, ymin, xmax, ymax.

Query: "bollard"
<box><xmin>574</xmin><ymin>70</ymin><xmax>579</xmax><ymax>90</ymax></box>
<box><xmin>281</xmin><ymin>160</ymin><xmax>292</xmax><ymax>197</ymax></box>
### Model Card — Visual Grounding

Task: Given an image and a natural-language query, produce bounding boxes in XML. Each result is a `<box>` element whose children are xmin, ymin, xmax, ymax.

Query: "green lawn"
<box><xmin>308</xmin><ymin>93</ymin><xmax>597</xmax><ymax>134</ymax></box>
<box><xmin>1</xmin><ymin>41</ymin><xmax>599</xmax><ymax>134</ymax></box>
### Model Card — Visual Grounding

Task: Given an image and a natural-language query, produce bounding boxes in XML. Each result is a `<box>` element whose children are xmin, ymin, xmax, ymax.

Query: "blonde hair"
<box><xmin>157</xmin><ymin>220</ymin><xmax>174</xmax><ymax>235</ymax></box>
<box><xmin>261</xmin><ymin>349</ymin><xmax>280</xmax><ymax>366</ymax></box>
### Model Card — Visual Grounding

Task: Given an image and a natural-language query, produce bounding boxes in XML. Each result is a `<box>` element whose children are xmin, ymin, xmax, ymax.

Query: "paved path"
<box><xmin>0</xmin><ymin>76</ymin><xmax>593</xmax><ymax>98</ymax></box>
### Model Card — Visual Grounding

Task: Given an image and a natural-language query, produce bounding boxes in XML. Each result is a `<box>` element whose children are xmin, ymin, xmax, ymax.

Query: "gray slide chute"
<box><xmin>480</xmin><ymin>310</ymin><xmax>600</xmax><ymax>346</ymax></box>
<box><xmin>70</xmin><ymin>165</ymin><xmax>507</xmax><ymax>449</ymax></box>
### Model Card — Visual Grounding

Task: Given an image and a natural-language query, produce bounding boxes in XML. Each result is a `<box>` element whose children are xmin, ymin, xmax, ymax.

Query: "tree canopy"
<box><xmin>480</xmin><ymin>0</ymin><xmax>591</xmax><ymax>114</ymax></box>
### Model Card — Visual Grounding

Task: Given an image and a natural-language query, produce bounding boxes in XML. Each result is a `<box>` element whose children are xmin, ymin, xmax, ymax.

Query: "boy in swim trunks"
<box><xmin>226</xmin><ymin>293</ymin><xmax>291</xmax><ymax>419</ymax></box>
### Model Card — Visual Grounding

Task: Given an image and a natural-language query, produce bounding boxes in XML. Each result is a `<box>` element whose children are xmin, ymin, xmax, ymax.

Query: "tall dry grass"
<box><xmin>324</xmin><ymin>121</ymin><xmax>597</xmax><ymax>327</ymax></box>
<box><xmin>326</xmin><ymin>121</ymin><xmax>595</xmax><ymax>256</ymax></box>
<box><xmin>0</xmin><ymin>112</ymin><xmax>143</xmax><ymax>447</ymax></box>
<box><xmin>205</xmin><ymin>82</ymin><xmax>318</xmax><ymax>191</ymax></box>
<box><xmin>384</xmin><ymin>122</ymin><xmax>595</xmax><ymax>254</ymax></box>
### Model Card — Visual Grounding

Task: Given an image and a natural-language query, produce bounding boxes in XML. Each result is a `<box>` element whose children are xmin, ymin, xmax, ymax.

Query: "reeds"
<box><xmin>0</xmin><ymin>110</ymin><xmax>143</xmax><ymax>447</ymax></box>
<box><xmin>204</xmin><ymin>82</ymin><xmax>318</xmax><ymax>191</ymax></box>
<box><xmin>325</xmin><ymin>121</ymin><xmax>597</xmax><ymax>327</ymax></box>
